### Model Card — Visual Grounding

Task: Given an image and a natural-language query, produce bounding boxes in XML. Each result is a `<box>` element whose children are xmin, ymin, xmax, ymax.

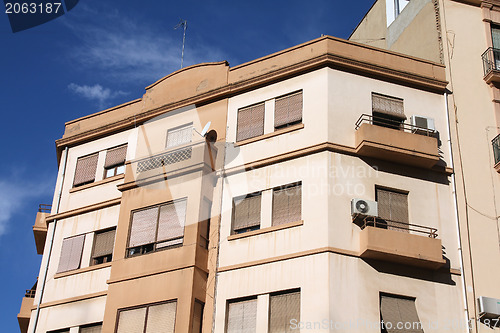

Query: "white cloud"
<box><xmin>61</xmin><ymin>5</ymin><xmax>226</xmax><ymax>83</ymax></box>
<box><xmin>68</xmin><ymin>83</ymin><xmax>127</xmax><ymax>108</ymax></box>
<box><xmin>0</xmin><ymin>178</ymin><xmax>53</xmax><ymax>237</ymax></box>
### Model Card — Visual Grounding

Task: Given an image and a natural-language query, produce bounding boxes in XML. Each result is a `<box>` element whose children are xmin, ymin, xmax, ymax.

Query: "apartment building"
<box><xmin>351</xmin><ymin>0</ymin><xmax>500</xmax><ymax>331</ymax></box>
<box><xmin>19</xmin><ymin>36</ymin><xmax>467</xmax><ymax>332</ymax></box>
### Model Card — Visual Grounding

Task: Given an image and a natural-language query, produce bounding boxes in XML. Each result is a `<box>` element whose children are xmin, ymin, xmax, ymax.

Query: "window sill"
<box><xmin>70</xmin><ymin>174</ymin><xmax>125</xmax><ymax>193</ymax></box>
<box><xmin>228</xmin><ymin>220</ymin><xmax>303</xmax><ymax>241</ymax></box>
<box><xmin>54</xmin><ymin>262</ymin><xmax>112</xmax><ymax>279</ymax></box>
<box><xmin>235</xmin><ymin>123</ymin><xmax>304</xmax><ymax>147</ymax></box>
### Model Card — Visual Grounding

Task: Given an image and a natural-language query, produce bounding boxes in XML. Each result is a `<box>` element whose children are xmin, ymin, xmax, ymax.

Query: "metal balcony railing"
<box><xmin>355</xmin><ymin>114</ymin><xmax>436</xmax><ymax>136</ymax></box>
<box><xmin>24</xmin><ymin>289</ymin><xmax>36</xmax><ymax>298</ymax></box>
<box><xmin>38</xmin><ymin>204</ymin><xmax>51</xmax><ymax>213</ymax></box>
<box><xmin>493</xmin><ymin>133</ymin><xmax>500</xmax><ymax>165</ymax></box>
<box><xmin>359</xmin><ymin>216</ymin><xmax>438</xmax><ymax>238</ymax></box>
<box><xmin>482</xmin><ymin>47</ymin><xmax>500</xmax><ymax>77</ymax></box>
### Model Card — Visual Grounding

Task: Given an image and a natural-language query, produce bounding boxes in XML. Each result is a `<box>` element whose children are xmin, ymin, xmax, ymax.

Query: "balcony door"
<box><xmin>376</xmin><ymin>187</ymin><xmax>409</xmax><ymax>233</ymax></box>
<box><xmin>492</xmin><ymin>25</ymin><xmax>500</xmax><ymax>70</ymax></box>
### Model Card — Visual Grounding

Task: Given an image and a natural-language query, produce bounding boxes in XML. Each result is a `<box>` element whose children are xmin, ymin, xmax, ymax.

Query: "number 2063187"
<box><xmin>5</xmin><ymin>2</ymin><xmax>62</xmax><ymax>14</ymax></box>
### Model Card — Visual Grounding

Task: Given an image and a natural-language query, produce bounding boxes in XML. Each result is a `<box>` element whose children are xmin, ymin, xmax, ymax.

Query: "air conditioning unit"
<box><xmin>351</xmin><ymin>199</ymin><xmax>378</xmax><ymax>217</ymax></box>
<box><xmin>478</xmin><ymin>296</ymin><xmax>500</xmax><ymax>319</ymax></box>
<box><xmin>410</xmin><ymin>115</ymin><xmax>435</xmax><ymax>135</ymax></box>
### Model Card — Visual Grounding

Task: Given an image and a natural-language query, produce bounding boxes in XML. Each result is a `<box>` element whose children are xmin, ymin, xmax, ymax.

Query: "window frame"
<box><xmin>103</xmin><ymin>144</ymin><xmax>128</xmax><ymax>179</ymax></box>
<box><xmin>165</xmin><ymin>123</ymin><xmax>193</xmax><ymax>149</ymax></box>
<box><xmin>57</xmin><ymin>234</ymin><xmax>85</xmax><ymax>273</ymax></box>
<box><xmin>271</xmin><ymin>182</ymin><xmax>302</xmax><ymax>227</ymax></box>
<box><xmin>73</xmin><ymin>152</ymin><xmax>99</xmax><ymax>187</ymax></box>
<box><xmin>371</xmin><ymin>92</ymin><xmax>406</xmax><ymax>130</ymax></box>
<box><xmin>231</xmin><ymin>192</ymin><xmax>262</xmax><ymax>235</ymax></box>
<box><xmin>379</xmin><ymin>292</ymin><xmax>423</xmax><ymax>333</ymax></box>
<box><xmin>375</xmin><ymin>186</ymin><xmax>410</xmax><ymax>232</ymax></box>
<box><xmin>225</xmin><ymin>296</ymin><xmax>258</xmax><ymax>333</ymax></box>
<box><xmin>273</xmin><ymin>90</ymin><xmax>303</xmax><ymax>130</ymax></box>
<box><xmin>268</xmin><ymin>288</ymin><xmax>301</xmax><ymax>333</ymax></box>
<box><xmin>126</xmin><ymin>198</ymin><xmax>187</xmax><ymax>258</ymax></box>
<box><xmin>90</xmin><ymin>227</ymin><xmax>116</xmax><ymax>266</ymax></box>
<box><xmin>115</xmin><ymin>300</ymin><xmax>177</xmax><ymax>333</ymax></box>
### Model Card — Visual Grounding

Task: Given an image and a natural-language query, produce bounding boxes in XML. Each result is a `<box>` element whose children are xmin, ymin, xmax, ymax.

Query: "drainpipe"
<box><xmin>445</xmin><ymin>93</ymin><xmax>471</xmax><ymax>333</ymax></box>
<box><xmin>31</xmin><ymin>146</ymin><xmax>68</xmax><ymax>333</ymax></box>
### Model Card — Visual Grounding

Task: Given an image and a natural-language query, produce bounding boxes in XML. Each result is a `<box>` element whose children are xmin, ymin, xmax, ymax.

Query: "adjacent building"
<box><xmin>19</xmin><ymin>34</ymin><xmax>470</xmax><ymax>332</ymax></box>
<box><xmin>351</xmin><ymin>0</ymin><xmax>500</xmax><ymax>331</ymax></box>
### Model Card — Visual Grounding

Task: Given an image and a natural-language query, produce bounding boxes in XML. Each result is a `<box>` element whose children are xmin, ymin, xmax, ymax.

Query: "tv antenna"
<box><xmin>174</xmin><ymin>19</ymin><xmax>187</xmax><ymax>69</ymax></box>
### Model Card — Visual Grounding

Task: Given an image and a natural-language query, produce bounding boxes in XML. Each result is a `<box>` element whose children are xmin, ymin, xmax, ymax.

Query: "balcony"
<box><xmin>357</xmin><ymin>217</ymin><xmax>445</xmax><ymax>269</ymax></box>
<box><xmin>33</xmin><ymin>204</ymin><xmax>51</xmax><ymax>255</ymax></box>
<box><xmin>493</xmin><ymin>134</ymin><xmax>500</xmax><ymax>173</ymax></box>
<box><xmin>354</xmin><ymin>114</ymin><xmax>440</xmax><ymax>168</ymax></box>
<box><xmin>482</xmin><ymin>47</ymin><xmax>500</xmax><ymax>84</ymax></box>
<box><xmin>17</xmin><ymin>282</ymin><xmax>36</xmax><ymax>333</ymax></box>
<box><xmin>123</xmin><ymin>141</ymin><xmax>218</xmax><ymax>187</ymax></box>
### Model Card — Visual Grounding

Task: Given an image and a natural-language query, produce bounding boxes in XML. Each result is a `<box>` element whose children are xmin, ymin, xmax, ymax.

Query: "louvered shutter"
<box><xmin>117</xmin><ymin>307</ymin><xmax>147</xmax><ymax>333</ymax></box>
<box><xmin>272</xmin><ymin>185</ymin><xmax>301</xmax><ymax>226</ymax></box>
<box><xmin>232</xmin><ymin>194</ymin><xmax>261</xmax><ymax>233</ymax></box>
<box><xmin>274</xmin><ymin>91</ymin><xmax>303</xmax><ymax>128</ymax></box>
<box><xmin>269</xmin><ymin>291</ymin><xmax>300</xmax><ymax>333</ymax></box>
<box><xmin>105</xmin><ymin>145</ymin><xmax>127</xmax><ymax>168</ymax></box>
<box><xmin>167</xmin><ymin>125</ymin><xmax>192</xmax><ymax>148</ymax></box>
<box><xmin>157</xmin><ymin>200</ymin><xmax>186</xmax><ymax>248</ymax></box>
<box><xmin>79</xmin><ymin>324</ymin><xmax>102</xmax><ymax>333</ymax></box>
<box><xmin>227</xmin><ymin>299</ymin><xmax>257</xmax><ymax>333</ymax></box>
<box><xmin>236</xmin><ymin>103</ymin><xmax>265</xmax><ymax>141</ymax></box>
<box><xmin>57</xmin><ymin>235</ymin><xmax>85</xmax><ymax>273</ymax></box>
<box><xmin>377</xmin><ymin>188</ymin><xmax>409</xmax><ymax>232</ymax></box>
<box><xmin>380</xmin><ymin>295</ymin><xmax>423</xmax><ymax>333</ymax></box>
<box><xmin>372</xmin><ymin>93</ymin><xmax>405</xmax><ymax>119</ymax></box>
<box><xmin>145</xmin><ymin>302</ymin><xmax>177</xmax><ymax>333</ymax></box>
<box><xmin>92</xmin><ymin>229</ymin><xmax>116</xmax><ymax>259</ymax></box>
<box><xmin>73</xmin><ymin>153</ymin><xmax>98</xmax><ymax>186</ymax></box>
<box><xmin>128</xmin><ymin>207</ymin><xmax>158</xmax><ymax>247</ymax></box>
<box><xmin>191</xmin><ymin>301</ymin><xmax>204</xmax><ymax>333</ymax></box>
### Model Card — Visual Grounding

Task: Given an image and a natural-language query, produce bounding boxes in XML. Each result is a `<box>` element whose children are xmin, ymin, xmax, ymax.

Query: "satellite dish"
<box><xmin>356</xmin><ymin>200</ymin><xmax>369</xmax><ymax>214</ymax></box>
<box><xmin>200</xmin><ymin>121</ymin><xmax>211</xmax><ymax>137</ymax></box>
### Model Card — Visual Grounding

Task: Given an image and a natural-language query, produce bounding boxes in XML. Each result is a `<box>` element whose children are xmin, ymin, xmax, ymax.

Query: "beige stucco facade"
<box><xmin>351</xmin><ymin>0</ymin><xmax>500</xmax><ymax>331</ymax></box>
<box><xmin>19</xmin><ymin>35</ymin><xmax>469</xmax><ymax>333</ymax></box>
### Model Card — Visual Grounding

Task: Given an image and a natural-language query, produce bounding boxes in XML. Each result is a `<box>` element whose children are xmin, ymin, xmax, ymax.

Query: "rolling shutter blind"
<box><xmin>105</xmin><ymin>145</ymin><xmax>127</xmax><ymax>168</ymax></box>
<box><xmin>129</xmin><ymin>207</ymin><xmax>158</xmax><ymax>247</ymax></box>
<box><xmin>157</xmin><ymin>200</ymin><xmax>186</xmax><ymax>248</ymax></box>
<box><xmin>92</xmin><ymin>229</ymin><xmax>116</xmax><ymax>258</ymax></box>
<box><xmin>269</xmin><ymin>291</ymin><xmax>300</xmax><ymax>333</ymax></box>
<box><xmin>380</xmin><ymin>295</ymin><xmax>423</xmax><ymax>333</ymax></box>
<box><xmin>167</xmin><ymin>125</ymin><xmax>192</xmax><ymax>148</ymax></box>
<box><xmin>372</xmin><ymin>93</ymin><xmax>405</xmax><ymax>119</ymax></box>
<box><xmin>145</xmin><ymin>302</ymin><xmax>177</xmax><ymax>333</ymax></box>
<box><xmin>236</xmin><ymin>103</ymin><xmax>265</xmax><ymax>141</ymax></box>
<box><xmin>73</xmin><ymin>153</ymin><xmax>98</xmax><ymax>186</ymax></box>
<box><xmin>227</xmin><ymin>299</ymin><xmax>257</xmax><ymax>333</ymax></box>
<box><xmin>57</xmin><ymin>235</ymin><xmax>85</xmax><ymax>273</ymax></box>
<box><xmin>79</xmin><ymin>324</ymin><xmax>102</xmax><ymax>333</ymax></box>
<box><xmin>272</xmin><ymin>185</ymin><xmax>301</xmax><ymax>226</ymax></box>
<box><xmin>274</xmin><ymin>91</ymin><xmax>303</xmax><ymax>128</ymax></box>
<box><xmin>191</xmin><ymin>301</ymin><xmax>204</xmax><ymax>333</ymax></box>
<box><xmin>117</xmin><ymin>308</ymin><xmax>147</xmax><ymax>333</ymax></box>
<box><xmin>377</xmin><ymin>188</ymin><xmax>409</xmax><ymax>232</ymax></box>
<box><xmin>233</xmin><ymin>194</ymin><xmax>261</xmax><ymax>232</ymax></box>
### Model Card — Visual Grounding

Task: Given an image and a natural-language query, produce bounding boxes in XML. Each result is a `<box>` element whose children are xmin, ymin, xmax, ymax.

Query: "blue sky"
<box><xmin>0</xmin><ymin>0</ymin><xmax>375</xmax><ymax>330</ymax></box>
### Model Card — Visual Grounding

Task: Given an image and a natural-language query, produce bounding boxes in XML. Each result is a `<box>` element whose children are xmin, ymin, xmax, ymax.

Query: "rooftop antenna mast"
<box><xmin>174</xmin><ymin>19</ymin><xmax>187</xmax><ymax>69</ymax></box>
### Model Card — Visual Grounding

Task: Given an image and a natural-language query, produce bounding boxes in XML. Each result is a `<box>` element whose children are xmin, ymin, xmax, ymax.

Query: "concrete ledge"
<box><xmin>355</xmin><ymin>123</ymin><xmax>440</xmax><ymax>168</ymax></box>
<box><xmin>359</xmin><ymin>226</ymin><xmax>445</xmax><ymax>269</ymax></box>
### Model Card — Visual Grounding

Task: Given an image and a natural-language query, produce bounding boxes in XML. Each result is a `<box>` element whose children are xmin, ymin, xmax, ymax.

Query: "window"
<box><xmin>57</xmin><ymin>234</ymin><xmax>85</xmax><ymax>273</ymax></box>
<box><xmin>269</xmin><ymin>290</ymin><xmax>300</xmax><ymax>333</ymax></box>
<box><xmin>226</xmin><ymin>298</ymin><xmax>257</xmax><ymax>333</ymax></box>
<box><xmin>236</xmin><ymin>102</ymin><xmax>265</xmax><ymax>141</ymax></box>
<box><xmin>376</xmin><ymin>187</ymin><xmax>409</xmax><ymax>232</ymax></box>
<box><xmin>127</xmin><ymin>199</ymin><xmax>187</xmax><ymax>257</ymax></box>
<box><xmin>47</xmin><ymin>329</ymin><xmax>70</xmax><ymax>333</ymax></box>
<box><xmin>380</xmin><ymin>294</ymin><xmax>423</xmax><ymax>333</ymax></box>
<box><xmin>80</xmin><ymin>323</ymin><xmax>102</xmax><ymax>333</ymax></box>
<box><xmin>372</xmin><ymin>93</ymin><xmax>405</xmax><ymax>130</ymax></box>
<box><xmin>274</xmin><ymin>91</ymin><xmax>303</xmax><ymax>130</ymax></box>
<box><xmin>200</xmin><ymin>198</ymin><xmax>212</xmax><ymax>249</ymax></box>
<box><xmin>192</xmin><ymin>300</ymin><xmax>204</xmax><ymax>333</ymax></box>
<box><xmin>90</xmin><ymin>228</ymin><xmax>116</xmax><ymax>266</ymax></box>
<box><xmin>73</xmin><ymin>153</ymin><xmax>99</xmax><ymax>187</ymax></box>
<box><xmin>166</xmin><ymin>124</ymin><xmax>192</xmax><ymax>148</ymax></box>
<box><xmin>116</xmin><ymin>301</ymin><xmax>177</xmax><ymax>333</ymax></box>
<box><xmin>232</xmin><ymin>193</ymin><xmax>261</xmax><ymax>234</ymax></box>
<box><xmin>104</xmin><ymin>145</ymin><xmax>127</xmax><ymax>179</ymax></box>
<box><xmin>272</xmin><ymin>183</ymin><xmax>301</xmax><ymax>226</ymax></box>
